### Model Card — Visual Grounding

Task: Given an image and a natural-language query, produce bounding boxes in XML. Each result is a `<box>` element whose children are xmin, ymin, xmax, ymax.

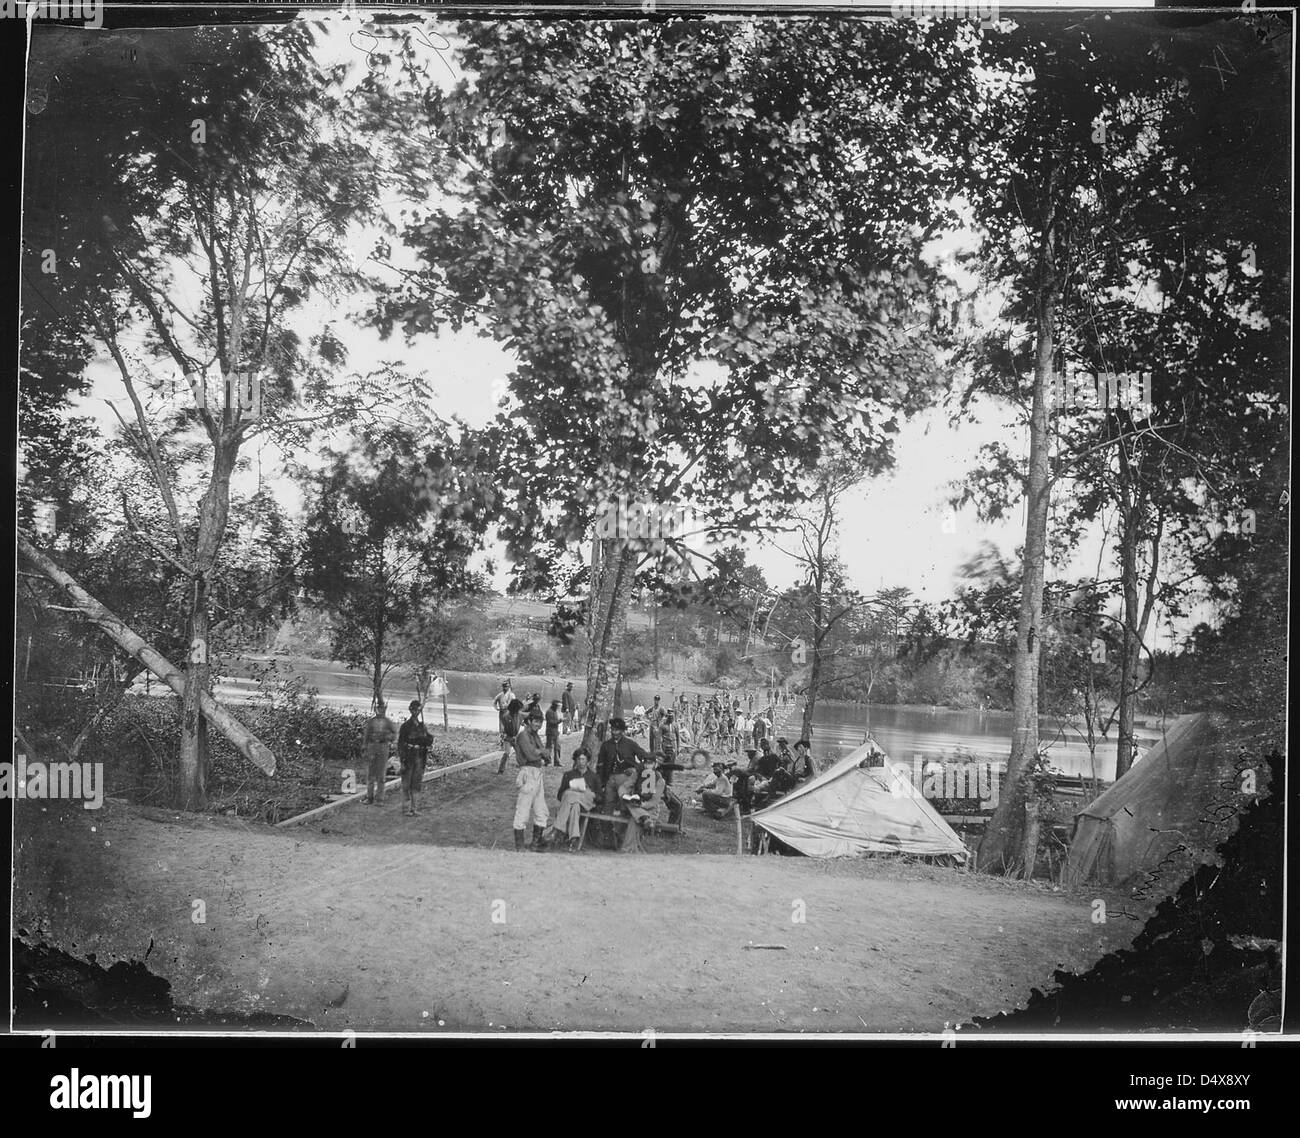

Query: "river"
<box><xmin>148</xmin><ymin>657</ymin><xmax>1160</xmax><ymax>783</ymax></box>
<box><xmin>803</xmin><ymin>701</ymin><xmax>1167</xmax><ymax>783</ymax></box>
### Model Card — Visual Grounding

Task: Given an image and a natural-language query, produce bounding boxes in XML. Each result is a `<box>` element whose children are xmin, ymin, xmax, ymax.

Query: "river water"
<box><xmin>803</xmin><ymin>701</ymin><xmax>1168</xmax><ymax>783</ymax></box>
<box><xmin>194</xmin><ymin>658</ymin><xmax>1159</xmax><ymax>784</ymax></box>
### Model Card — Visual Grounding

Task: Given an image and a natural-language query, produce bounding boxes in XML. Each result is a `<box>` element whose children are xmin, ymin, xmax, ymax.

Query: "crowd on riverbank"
<box><xmin>487</xmin><ymin>678</ymin><xmax>812</xmax><ymax>853</ymax></box>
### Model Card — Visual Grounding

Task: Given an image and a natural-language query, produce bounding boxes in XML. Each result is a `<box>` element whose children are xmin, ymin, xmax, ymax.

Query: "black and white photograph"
<box><xmin>9</xmin><ymin>0</ymin><xmax>1291</xmax><ymax>1055</ymax></box>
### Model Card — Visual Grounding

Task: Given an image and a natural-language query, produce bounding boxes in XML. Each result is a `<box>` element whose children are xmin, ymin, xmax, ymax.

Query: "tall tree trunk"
<box><xmin>176</xmin><ymin>443</ymin><xmax>239</xmax><ymax>810</ymax></box>
<box><xmin>800</xmin><ymin>604</ymin><xmax>826</xmax><ymax>746</ymax></box>
<box><xmin>371</xmin><ymin>614</ymin><xmax>387</xmax><ymax>711</ymax></box>
<box><xmin>371</xmin><ymin>543</ymin><xmax>387</xmax><ymax>710</ymax></box>
<box><xmin>580</xmin><ymin>538</ymin><xmax>637</xmax><ymax>753</ymax></box>
<box><xmin>652</xmin><ymin>600</ymin><xmax>660</xmax><ymax>679</ymax></box>
<box><xmin>1115</xmin><ymin>507</ymin><xmax>1162</xmax><ymax>781</ymax></box>
<box><xmin>979</xmin><ymin>234</ymin><xmax>1058</xmax><ymax>875</ymax></box>
<box><xmin>178</xmin><ymin>574</ymin><xmax>210</xmax><ymax>811</ymax></box>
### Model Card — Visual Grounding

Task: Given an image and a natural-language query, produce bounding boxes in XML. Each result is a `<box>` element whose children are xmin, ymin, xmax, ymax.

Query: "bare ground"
<box><xmin>13</xmin><ymin>736</ymin><xmax>1143</xmax><ymax>1033</ymax></box>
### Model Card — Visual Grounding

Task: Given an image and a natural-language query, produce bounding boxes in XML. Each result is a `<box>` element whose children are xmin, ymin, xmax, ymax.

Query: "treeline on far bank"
<box><xmin>241</xmin><ymin>590</ymin><xmax>1254</xmax><ymax>726</ymax></box>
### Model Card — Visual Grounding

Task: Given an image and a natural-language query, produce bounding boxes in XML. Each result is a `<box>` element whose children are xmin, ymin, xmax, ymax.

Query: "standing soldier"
<box><xmin>545</xmin><ymin>699</ymin><xmax>563</xmax><ymax>766</ymax></box>
<box><xmin>399</xmin><ymin>700</ymin><xmax>433</xmax><ymax>816</ymax></box>
<box><xmin>648</xmin><ymin>694</ymin><xmax>664</xmax><ymax>755</ymax></box>
<box><xmin>362</xmin><ymin>699</ymin><xmax>397</xmax><ymax>806</ymax></box>
<box><xmin>493</xmin><ymin>678</ymin><xmax>515</xmax><ymax>724</ymax></box>
<box><xmin>561</xmin><ymin>681</ymin><xmax>577</xmax><ymax>733</ymax></box>
<box><xmin>497</xmin><ymin>697</ymin><xmax>524</xmax><ymax>775</ymax></box>
<box><xmin>513</xmin><ymin>708</ymin><xmax>551</xmax><ymax>851</ymax></box>
<box><xmin>661</xmin><ymin>710</ymin><xmax>680</xmax><ymax>767</ymax></box>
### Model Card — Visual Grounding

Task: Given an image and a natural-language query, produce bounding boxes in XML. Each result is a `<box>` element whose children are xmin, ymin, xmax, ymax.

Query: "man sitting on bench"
<box><xmin>551</xmin><ymin>748</ymin><xmax>597</xmax><ymax>852</ymax></box>
<box><xmin>700</xmin><ymin>760</ymin><xmax>735</xmax><ymax>818</ymax></box>
<box><xmin>650</xmin><ymin>753</ymin><xmax>685</xmax><ymax>827</ymax></box>
<box><xmin>615</xmin><ymin>755</ymin><xmax>668</xmax><ymax>853</ymax></box>
<box><xmin>596</xmin><ymin>716</ymin><xmax>654</xmax><ymax>793</ymax></box>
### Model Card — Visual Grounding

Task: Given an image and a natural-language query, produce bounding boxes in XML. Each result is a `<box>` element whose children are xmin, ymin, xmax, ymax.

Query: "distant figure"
<box><xmin>661</xmin><ymin>710</ymin><xmax>680</xmax><ymax>765</ymax></box>
<box><xmin>493</xmin><ymin>679</ymin><xmax>515</xmax><ymax>720</ymax></box>
<box><xmin>648</xmin><ymin>695</ymin><xmax>664</xmax><ymax>753</ymax></box>
<box><xmin>362</xmin><ymin>700</ymin><xmax>397</xmax><ymax>806</ymax></box>
<box><xmin>561</xmin><ymin>682</ymin><xmax>578</xmax><ymax>732</ymax></box>
<box><xmin>545</xmin><ymin>700</ymin><xmax>562</xmax><ymax>766</ymax></box>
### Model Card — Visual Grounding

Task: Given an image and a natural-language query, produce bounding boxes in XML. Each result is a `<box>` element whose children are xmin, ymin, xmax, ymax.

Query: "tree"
<box><xmin>955</xmin><ymin>14</ymin><xmax>1288</xmax><ymax>871</ymax></box>
<box><xmin>951</xmin><ymin>13</ymin><xmax>1234</xmax><ymax>874</ymax></box>
<box><xmin>22</xmin><ymin>23</ymin><xmax>392</xmax><ymax>807</ymax></box>
<box><xmin>768</xmin><ymin>460</ymin><xmax>864</xmax><ymax>742</ymax></box>
<box><xmin>370</xmin><ymin>17</ymin><xmax>983</xmax><ymax>753</ymax></box>
<box><xmin>300</xmin><ymin>420</ymin><xmax>490</xmax><ymax>709</ymax></box>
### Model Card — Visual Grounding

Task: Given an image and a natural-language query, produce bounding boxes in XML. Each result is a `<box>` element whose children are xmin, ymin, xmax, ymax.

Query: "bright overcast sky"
<box><xmin>64</xmin><ymin>2</ymin><xmax>1199</xmax><ymax>650</ymax></box>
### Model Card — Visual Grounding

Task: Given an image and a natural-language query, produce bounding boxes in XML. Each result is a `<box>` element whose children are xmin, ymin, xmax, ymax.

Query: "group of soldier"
<box><xmin>359</xmin><ymin>698</ymin><xmax>435</xmax><ymax>815</ymax></box>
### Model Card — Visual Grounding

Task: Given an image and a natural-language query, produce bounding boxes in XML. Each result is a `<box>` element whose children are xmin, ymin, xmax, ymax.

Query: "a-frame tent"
<box><xmin>1063</xmin><ymin>712</ymin><xmax>1243</xmax><ymax>887</ymax></box>
<box><xmin>748</xmin><ymin>741</ymin><xmax>969</xmax><ymax>860</ymax></box>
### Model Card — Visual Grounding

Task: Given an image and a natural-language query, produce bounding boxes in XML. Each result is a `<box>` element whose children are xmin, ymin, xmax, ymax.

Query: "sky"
<box><xmin>56</xmin><ymin>2</ymin><xmax>1200</xmax><ymax>652</ymax></box>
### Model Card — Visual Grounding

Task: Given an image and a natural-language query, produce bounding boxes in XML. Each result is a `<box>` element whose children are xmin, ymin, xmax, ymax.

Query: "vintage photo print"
<box><xmin>11</xmin><ymin>1</ymin><xmax>1290</xmax><ymax>1045</ymax></box>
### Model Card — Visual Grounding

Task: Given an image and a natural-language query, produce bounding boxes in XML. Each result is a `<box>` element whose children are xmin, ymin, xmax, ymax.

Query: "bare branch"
<box><xmin>90</xmin><ymin>310</ymin><xmax>194</xmax><ymax>559</ymax></box>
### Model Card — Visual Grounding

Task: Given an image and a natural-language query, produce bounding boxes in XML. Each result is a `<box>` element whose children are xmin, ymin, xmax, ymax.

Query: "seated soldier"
<box><xmin>766</xmin><ymin>762</ymin><xmax>796</xmax><ymax>798</ymax></box>
<box><xmin>596</xmin><ymin>716</ymin><xmax>653</xmax><ymax>790</ymax></box>
<box><xmin>649</xmin><ymin>754</ymin><xmax>684</xmax><ymax>826</ymax></box>
<box><xmin>550</xmin><ymin>749</ymin><xmax>597</xmax><ymax>852</ymax></box>
<box><xmin>604</xmin><ymin>760</ymin><xmax>640</xmax><ymax>810</ymax></box>
<box><xmin>700</xmin><ymin>760</ymin><xmax>734</xmax><ymax>818</ymax></box>
<box><xmin>615</xmin><ymin>758</ymin><xmax>665</xmax><ymax>853</ymax></box>
<box><xmin>728</xmin><ymin>762</ymin><xmax>755</xmax><ymax>815</ymax></box>
<box><xmin>791</xmin><ymin>739</ymin><xmax>815</xmax><ymax>781</ymax></box>
<box><xmin>754</xmin><ymin>743</ymin><xmax>779</xmax><ymax>780</ymax></box>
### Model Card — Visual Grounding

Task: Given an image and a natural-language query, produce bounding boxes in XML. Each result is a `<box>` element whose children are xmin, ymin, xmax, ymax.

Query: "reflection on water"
<box><xmin>807</xmin><ymin>702</ymin><xmax>1167</xmax><ymax>783</ymax></box>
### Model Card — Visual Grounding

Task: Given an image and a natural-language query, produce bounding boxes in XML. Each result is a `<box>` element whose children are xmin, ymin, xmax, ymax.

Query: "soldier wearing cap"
<box><xmin>513</xmin><ymin>708</ymin><xmax>551</xmax><ymax>851</ymax></box>
<box><xmin>792</xmin><ymin>739</ymin><xmax>815</xmax><ymax>782</ymax></box>
<box><xmin>399</xmin><ymin>699</ymin><xmax>433</xmax><ymax>816</ymax></box>
<box><xmin>361</xmin><ymin>699</ymin><xmax>397</xmax><ymax>806</ymax></box>
<box><xmin>595</xmin><ymin>716</ymin><xmax>654</xmax><ymax>795</ymax></box>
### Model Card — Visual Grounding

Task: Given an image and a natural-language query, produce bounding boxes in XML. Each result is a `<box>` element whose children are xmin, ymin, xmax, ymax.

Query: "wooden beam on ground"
<box><xmin>274</xmin><ymin>747</ymin><xmax>501</xmax><ymax>828</ymax></box>
<box><xmin>18</xmin><ymin>533</ymin><xmax>276</xmax><ymax>776</ymax></box>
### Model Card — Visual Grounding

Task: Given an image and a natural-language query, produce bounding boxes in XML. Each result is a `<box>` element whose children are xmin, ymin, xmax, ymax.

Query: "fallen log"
<box><xmin>17</xmin><ymin>533</ymin><xmax>276</xmax><ymax>776</ymax></box>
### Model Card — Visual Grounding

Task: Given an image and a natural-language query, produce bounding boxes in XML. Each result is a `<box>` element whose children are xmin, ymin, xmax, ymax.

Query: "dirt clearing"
<box><xmin>13</xmin><ymin>784</ymin><xmax>1139</xmax><ymax>1033</ymax></box>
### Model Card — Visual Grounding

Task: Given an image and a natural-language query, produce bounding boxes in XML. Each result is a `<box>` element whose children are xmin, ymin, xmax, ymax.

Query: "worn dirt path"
<box><xmin>14</xmin><ymin>787</ymin><xmax>1140</xmax><ymax>1034</ymax></box>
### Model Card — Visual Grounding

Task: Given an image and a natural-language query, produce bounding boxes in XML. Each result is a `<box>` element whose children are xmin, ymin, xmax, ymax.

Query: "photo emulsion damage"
<box><xmin>12</xmin><ymin>4</ymin><xmax>1289</xmax><ymax>1040</ymax></box>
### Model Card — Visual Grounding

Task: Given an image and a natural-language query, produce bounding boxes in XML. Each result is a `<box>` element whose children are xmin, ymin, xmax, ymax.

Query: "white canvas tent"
<box><xmin>748</xmin><ymin>741</ymin><xmax>969</xmax><ymax>860</ymax></box>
